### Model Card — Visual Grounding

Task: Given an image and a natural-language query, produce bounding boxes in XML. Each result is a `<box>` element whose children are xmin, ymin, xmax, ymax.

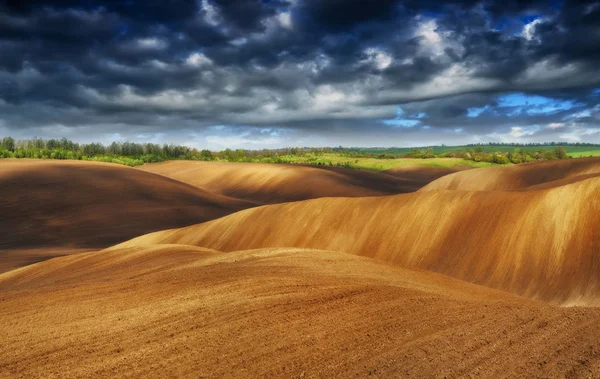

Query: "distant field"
<box><xmin>349</xmin><ymin>145</ymin><xmax>600</xmax><ymax>158</ymax></box>
<box><xmin>251</xmin><ymin>153</ymin><xmax>497</xmax><ymax>171</ymax></box>
<box><xmin>3</xmin><ymin>138</ymin><xmax>598</xmax><ymax>169</ymax></box>
<box><xmin>567</xmin><ymin>150</ymin><xmax>600</xmax><ymax>157</ymax></box>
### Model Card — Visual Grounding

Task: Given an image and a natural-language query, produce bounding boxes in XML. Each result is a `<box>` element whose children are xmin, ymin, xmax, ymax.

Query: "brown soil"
<box><xmin>120</xmin><ymin>173</ymin><xmax>600</xmax><ymax>305</ymax></box>
<box><xmin>382</xmin><ymin>165</ymin><xmax>458</xmax><ymax>182</ymax></box>
<box><xmin>1</xmin><ymin>158</ymin><xmax>599</xmax><ymax>378</ymax></box>
<box><xmin>421</xmin><ymin>157</ymin><xmax>600</xmax><ymax>191</ymax></box>
<box><xmin>1</xmin><ymin>246</ymin><xmax>599</xmax><ymax>378</ymax></box>
<box><xmin>0</xmin><ymin>160</ymin><xmax>253</xmax><ymax>272</ymax></box>
<box><xmin>139</xmin><ymin>161</ymin><xmax>435</xmax><ymax>204</ymax></box>
<box><xmin>0</xmin><ymin>247</ymin><xmax>91</xmax><ymax>274</ymax></box>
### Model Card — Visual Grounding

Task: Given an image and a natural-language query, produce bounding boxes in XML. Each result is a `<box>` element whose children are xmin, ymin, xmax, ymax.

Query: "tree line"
<box><xmin>0</xmin><ymin>137</ymin><xmax>346</xmax><ymax>166</ymax></box>
<box><xmin>0</xmin><ymin>136</ymin><xmax>581</xmax><ymax>167</ymax></box>
<box><xmin>464</xmin><ymin>142</ymin><xmax>600</xmax><ymax>147</ymax></box>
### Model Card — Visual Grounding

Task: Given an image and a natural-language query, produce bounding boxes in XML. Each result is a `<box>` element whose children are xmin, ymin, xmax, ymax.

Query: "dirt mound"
<box><xmin>0</xmin><ymin>160</ymin><xmax>253</xmax><ymax>272</ymax></box>
<box><xmin>421</xmin><ymin>157</ymin><xmax>600</xmax><ymax>192</ymax></box>
<box><xmin>139</xmin><ymin>161</ymin><xmax>430</xmax><ymax>204</ymax></box>
<box><xmin>2</xmin><ymin>246</ymin><xmax>599</xmax><ymax>378</ymax></box>
<box><xmin>120</xmin><ymin>176</ymin><xmax>600</xmax><ymax>305</ymax></box>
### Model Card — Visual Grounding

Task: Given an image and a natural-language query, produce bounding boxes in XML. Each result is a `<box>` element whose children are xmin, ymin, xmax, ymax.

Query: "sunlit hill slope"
<box><xmin>121</xmin><ymin>159</ymin><xmax>600</xmax><ymax>305</ymax></box>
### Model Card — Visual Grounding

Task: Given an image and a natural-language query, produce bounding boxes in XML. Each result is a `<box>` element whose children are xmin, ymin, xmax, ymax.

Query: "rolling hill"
<box><xmin>0</xmin><ymin>159</ymin><xmax>457</xmax><ymax>273</ymax></box>
<box><xmin>139</xmin><ymin>161</ymin><xmax>447</xmax><ymax>203</ymax></box>
<box><xmin>1</xmin><ymin>246</ymin><xmax>598</xmax><ymax>378</ymax></box>
<box><xmin>382</xmin><ymin>165</ymin><xmax>465</xmax><ymax>182</ymax></box>
<box><xmin>421</xmin><ymin>157</ymin><xmax>600</xmax><ymax>192</ymax></box>
<box><xmin>0</xmin><ymin>160</ymin><xmax>254</xmax><ymax>272</ymax></box>
<box><xmin>118</xmin><ymin>168</ymin><xmax>600</xmax><ymax>305</ymax></box>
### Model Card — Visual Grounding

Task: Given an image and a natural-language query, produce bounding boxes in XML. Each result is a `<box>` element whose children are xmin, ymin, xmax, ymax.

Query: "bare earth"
<box><xmin>121</xmin><ymin>163</ymin><xmax>600</xmax><ymax>305</ymax></box>
<box><xmin>2</xmin><ymin>246</ymin><xmax>599</xmax><ymax>378</ymax></box>
<box><xmin>1</xmin><ymin>158</ymin><xmax>600</xmax><ymax>377</ymax></box>
<box><xmin>0</xmin><ymin>160</ymin><xmax>253</xmax><ymax>272</ymax></box>
<box><xmin>139</xmin><ymin>160</ymin><xmax>450</xmax><ymax>204</ymax></box>
<box><xmin>421</xmin><ymin>157</ymin><xmax>600</xmax><ymax>192</ymax></box>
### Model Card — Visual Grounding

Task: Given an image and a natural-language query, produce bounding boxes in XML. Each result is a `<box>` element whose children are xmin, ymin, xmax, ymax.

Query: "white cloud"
<box><xmin>201</xmin><ymin>0</ymin><xmax>220</xmax><ymax>26</ymax></box>
<box><xmin>547</xmin><ymin>122</ymin><xmax>565</xmax><ymax>129</ymax></box>
<box><xmin>277</xmin><ymin>12</ymin><xmax>292</xmax><ymax>29</ymax></box>
<box><xmin>487</xmin><ymin>125</ymin><xmax>542</xmax><ymax>142</ymax></box>
<box><xmin>416</xmin><ymin>19</ymin><xmax>441</xmax><ymax>46</ymax></box>
<box><xmin>509</xmin><ymin>126</ymin><xmax>539</xmax><ymax>138</ymax></box>
<box><xmin>185</xmin><ymin>52</ymin><xmax>212</xmax><ymax>67</ymax></box>
<box><xmin>364</xmin><ymin>48</ymin><xmax>392</xmax><ymax>70</ymax></box>
<box><xmin>230</xmin><ymin>37</ymin><xmax>247</xmax><ymax>46</ymax></box>
<box><xmin>311</xmin><ymin>85</ymin><xmax>365</xmax><ymax>111</ymax></box>
<box><xmin>415</xmin><ymin>19</ymin><xmax>445</xmax><ymax>57</ymax></box>
<box><xmin>136</xmin><ymin>38</ymin><xmax>168</xmax><ymax>50</ymax></box>
<box><xmin>560</xmin><ymin>128</ymin><xmax>600</xmax><ymax>142</ymax></box>
<box><xmin>567</xmin><ymin>110</ymin><xmax>592</xmax><ymax>119</ymax></box>
<box><xmin>522</xmin><ymin>18</ymin><xmax>543</xmax><ymax>41</ymax></box>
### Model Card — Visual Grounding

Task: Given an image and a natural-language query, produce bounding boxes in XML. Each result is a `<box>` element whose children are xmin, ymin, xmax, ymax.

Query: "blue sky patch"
<box><xmin>382</xmin><ymin>107</ymin><xmax>422</xmax><ymax>128</ymax></box>
<box><xmin>497</xmin><ymin>93</ymin><xmax>577</xmax><ymax>116</ymax></box>
<box><xmin>383</xmin><ymin>119</ymin><xmax>421</xmax><ymax>128</ymax></box>
<box><xmin>467</xmin><ymin>106</ymin><xmax>487</xmax><ymax>118</ymax></box>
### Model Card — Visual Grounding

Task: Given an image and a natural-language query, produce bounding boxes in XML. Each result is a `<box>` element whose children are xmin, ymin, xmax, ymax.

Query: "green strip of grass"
<box><xmin>249</xmin><ymin>154</ymin><xmax>501</xmax><ymax>171</ymax></box>
<box><xmin>567</xmin><ymin>150</ymin><xmax>600</xmax><ymax>158</ymax></box>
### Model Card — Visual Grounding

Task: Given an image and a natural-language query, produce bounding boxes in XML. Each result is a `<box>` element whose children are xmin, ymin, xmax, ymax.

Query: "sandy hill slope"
<box><xmin>119</xmin><ymin>176</ymin><xmax>600</xmax><ymax>305</ymax></box>
<box><xmin>1</xmin><ymin>246</ymin><xmax>599</xmax><ymax>378</ymax></box>
<box><xmin>382</xmin><ymin>165</ymin><xmax>464</xmax><ymax>182</ymax></box>
<box><xmin>139</xmin><ymin>161</ymin><xmax>439</xmax><ymax>204</ymax></box>
<box><xmin>421</xmin><ymin>157</ymin><xmax>600</xmax><ymax>192</ymax></box>
<box><xmin>0</xmin><ymin>160</ymin><xmax>254</xmax><ymax>272</ymax></box>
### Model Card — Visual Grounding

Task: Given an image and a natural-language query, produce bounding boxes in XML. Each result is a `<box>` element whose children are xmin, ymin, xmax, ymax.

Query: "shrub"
<box><xmin>0</xmin><ymin>148</ymin><xmax>14</xmax><ymax>158</ymax></box>
<box><xmin>491</xmin><ymin>153</ymin><xmax>509</xmax><ymax>164</ymax></box>
<box><xmin>553</xmin><ymin>147</ymin><xmax>567</xmax><ymax>159</ymax></box>
<box><xmin>543</xmin><ymin>150</ymin><xmax>556</xmax><ymax>160</ymax></box>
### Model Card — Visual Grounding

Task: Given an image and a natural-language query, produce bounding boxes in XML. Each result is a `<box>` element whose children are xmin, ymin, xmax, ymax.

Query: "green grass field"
<box><xmin>348</xmin><ymin>145</ymin><xmax>600</xmax><ymax>158</ymax></box>
<box><xmin>252</xmin><ymin>153</ymin><xmax>499</xmax><ymax>171</ymax></box>
<box><xmin>3</xmin><ymin>139</ymin><xmax>599</xmax><ymax>171</ymax></box>
<box><xmin>567</xmin><ymin>150</ymin><xmax>600</xmax><ymax>158</ymax></box>
<box><xmin>318</xmin><ymin>156</ymin><xmax>496</xmax><ymax>170</ymax></box>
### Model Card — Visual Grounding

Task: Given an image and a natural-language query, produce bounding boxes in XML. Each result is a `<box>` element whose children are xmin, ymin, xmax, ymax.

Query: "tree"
<box><xmin>107</xmin><ymin>142</ymin><xmax>121</xmax><ymax>155</ymax></box>
<box><xmin>1</xmin><ymin>137</ymin><xmax>15</xmax><ymax>152</ymax></box>
<box><xmin>82</xmin><ymin>143</ymin><xmax>106</xmax><ymax>156</ymax></box>
<box><xmin>200</xmin><ymin>149</ymin><xmax>213</xmax><ymax>160</ymax></box>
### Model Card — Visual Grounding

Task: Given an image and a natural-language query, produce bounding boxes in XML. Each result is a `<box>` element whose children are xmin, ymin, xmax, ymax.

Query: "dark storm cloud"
<box><xmin>0</xmin><ymin>0</ymin><xmax>599</xmax><ymax>148</ymax></box>
<box><xmin>210</xmin><ymin>0</ymin><xmax>281</xmax><ymax>32</ymax></box>
<box><xmin>295</xmin><ymin>0</ymin><xmax>400</xmax><ymax>33</ymax></box>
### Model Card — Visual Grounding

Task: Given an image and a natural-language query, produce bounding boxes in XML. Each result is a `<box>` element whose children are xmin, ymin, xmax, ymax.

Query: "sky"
<box><xmin>1</xmin><ymin>0</ymin><xmax>600</xmax><ymax>149</ymax></box>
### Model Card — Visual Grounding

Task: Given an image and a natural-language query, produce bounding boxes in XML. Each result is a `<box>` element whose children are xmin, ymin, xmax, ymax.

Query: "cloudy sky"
<box><xmin>1</xmin><ymin>0</ymin><xmax>600</xmax><ymax>149</ymax></box>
